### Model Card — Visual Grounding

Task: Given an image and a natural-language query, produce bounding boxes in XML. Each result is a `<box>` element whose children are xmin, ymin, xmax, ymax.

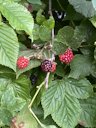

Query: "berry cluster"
<box><xmin>17</xmin><ymin>48</ymin><xmax>74</xmax><ymax>73</ymax></box>
<box><xmin>59</xmin><ymin>48</ymin><xmax>74</xmax><ymax>64</ymax></box>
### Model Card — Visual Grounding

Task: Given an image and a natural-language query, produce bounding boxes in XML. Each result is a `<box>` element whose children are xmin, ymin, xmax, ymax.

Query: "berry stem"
<box><xmin>45</xmin><ymin>72</ymin><xmax>50</xmax><ymax>89</ymax></box>
<box><xmin>28</xmin><ymin>81</ymin><xmax>45</xmax><ymax>108</ymax></box>
<box><xmin>28</xmin><ymin>72</ymin><xmax>52</xmax><ymax>126</ymax></box>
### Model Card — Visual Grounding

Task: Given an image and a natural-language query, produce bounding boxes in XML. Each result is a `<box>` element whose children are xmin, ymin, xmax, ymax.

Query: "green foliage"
<box><xmin>68</xmin><ymin>0</ymin><xmax>96</xmax><ymax>17</ymax></box>
<box><xmin>79</xmin><ymin>93</ymin><xmax>96</xmax><ymax>127</ymax></box>
<box><xmin>41</xmin><ymin>77</ymin><xmax>93</xmax><ymax>128</ymax></box>
<box><xmin>0</xmin><ymin>23</ymin><xmax>19</xmax><ymax>71</ymax></box>
<box><xmin>0</xmin><ymin>0</ymin><xmax>96</xmax><ymax>128</ymax></box>
<box><xmin>27</xmin><ymin>0</ymin><xmax>42</xmax><ymax>5</ymax></box>
<box><xmin>0</xmin><ymin>1</ymin><xmax>34</xmax><ymax>37</ymax></box>
<box><xmin>69</xmin><ymin>55</ymin><xmax>93</xmax><ymax>79</ymax></box>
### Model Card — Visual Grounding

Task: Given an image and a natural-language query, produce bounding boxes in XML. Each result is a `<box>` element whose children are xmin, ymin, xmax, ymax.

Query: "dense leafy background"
<box><xmin>0</xmin><ymin>0</ymin><xmax>96</xmax><ymax>128</ymax></box>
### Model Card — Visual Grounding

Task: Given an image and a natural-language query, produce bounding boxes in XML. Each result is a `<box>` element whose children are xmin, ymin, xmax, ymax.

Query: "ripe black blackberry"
<box><xmin>30</xmin><ymin>74</ymin><xmax>38</xmax><ymax>85</ymax></box>
<box><xmin>41</xmin><ymin>60</ymin><xmax>52</xmax><ymax>72</ymax></box>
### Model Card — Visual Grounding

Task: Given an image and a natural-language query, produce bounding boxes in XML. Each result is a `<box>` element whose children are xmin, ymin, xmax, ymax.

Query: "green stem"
<box><xmin>28</xmin><ymin>81</ymin><xmax>45</xmax><ymax>108</ymax></box>
<box><xmin>29</xmin><ymin>108</ymin><xmax>44</xmax><ymax>127</ymax></box>
<box><xmin>28</xmin><ymin>81</ymin><xmax>45</xmax><ymax>127</ymax></box>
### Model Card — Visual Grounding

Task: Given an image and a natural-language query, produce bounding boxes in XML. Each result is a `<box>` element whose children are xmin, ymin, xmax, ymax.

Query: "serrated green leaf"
<box><xmin>69</xmin><ymin>26</ymin><xmax>86</xmax><ymax>49</ymax></box>
<box><xmin>0</xmin><ymin>108</ymin><xmax>12</xmax><ymax>126</ymax></box>
<box><xmin>65</xmin><ymin>78</ymin><xmax>93</xmax><ymax>99</ymax></box>
<box><xmin>0</xmin><ymin>2</ymin><xmax>34</xmax><ymax>36</ymax></box>
<box><xmin>53</xmin><ymin>40</ymin><xmax>67</xmax><ymax>55</ymax></box>
<box><xmin>15</xmin><ymin>104</ymin><xmax>38</xmax><ymax>128</ymax></box>
<box><xmin>1</xmin><ymin>87</ymin><xmax>16</xmax><ymax>111</ymax></box>
<box><xmin>39</xmin><ymin>25</ymin><xmax>51</xmax><ymax>41</ymax></box>
<box><xmin>56</xmin><ymin>26</ymin><xmax>74</xmax><ymax>44</ymax></box>
<box><xmin>0</xmin><ymin>65</ymin><xmax>16</xmax><ymax>79</ymax></box>
<box><xmin>0</xmin><ymin>23</ymin><xmax>19</xmax><ymax>71</ymax></box>
<box><xmin>79</xmin><ymin>93</ymin><xmax>96</xmax><ymax>127</ymax></box>
<box><xmin>41</xmin><ymin>79</ymin><xmax>82</xmax><ymax>128</ymax></box>
<box><xmin>14</xmin><ymin>75</ymin><xmax>31</xmax><ymax>100</ymax></box>
<box><xmin>41</xmin><ymin>80</ymin><xmax>66</xmax><ymax>118</ymax></box>
<box><xmin>68</xmin><ymin>0</ymin><xmax>96</xmax><ymax>17</ymax></box>
<box><xmin>27</xmin><ymin>0</ymin><xmax>42</xmax><ymax>5</ymax></box>
<box><xmin>69</xmin><ymin>55</ymin><xmax>92</xmax><ymax>79</ymax></box>
<box><xmin>52</xmin><ymin>93</ymin><xmax>81</xmax><ymax>128</ymax></box>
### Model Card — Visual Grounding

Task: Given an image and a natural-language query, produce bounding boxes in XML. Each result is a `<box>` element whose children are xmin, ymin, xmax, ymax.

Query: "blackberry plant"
<box><xmin>0</xmin><ymin>0</ymin><xmax>96</xmax><ymax>128</ymax></box>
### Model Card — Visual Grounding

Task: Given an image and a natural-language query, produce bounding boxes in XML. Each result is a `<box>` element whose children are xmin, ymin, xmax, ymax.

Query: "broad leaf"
<box><xmin>0</xmin><ymin>76</ymin><xmax>30</xmax><ymax>101</ymax></box>
<box><xmin>39</xmin><ymin>25</ymin><xmax>51</xmax><ymax>41</ymax></box>
<box><xmin>0</xmin><ymin>23</ymin><xmax>19</xmax><ymax>71</ymax></box>
<box><xmin>0</xmin><ymin>108</ymin><xmax>12</xmax><ymax>126</ymax></box>
<box><xmin>0</xmin><ymin>65</ymin><xmax>15</xmax><ymax>79</ymax></box>
<box><xmin>0</xmin><ymin>1</ymin><xmax>34</xmax><ymax>36</ymax></box>
<box><xmin>41</xmin><ymin>79</ymin><xmax>83</xmax><ymax>128</ymax></box>
<box><xmin>79</xmin><ymin>93</ymin><xmax>96</xmax><ymax>127</ymax></box>
<box><xmin>69</xmin><ymin>26</ymin><xmax>87</xmax><ymax>49</ymax></box>
<box><xmin>68</xmin><ymin>0</ymin><xmax>96</xmax><ymax>17</ymax></box>
<box><xmin>52</xmin><ymin>93</ymin><xmax>81</xmax><ymax>128</ymax></box>
<box><xmin>69</xmin><ymin>55</ymin><xmax>92</xmax><ymax>79</ymax></box>
<box><xmin>14</xmin><ymin>104</ymin><xmax>38</xmax><ymax>128</ymax></box>
<box><xmin>14</xmin><ymin>75</ymin><xmax>31</xmax><ymax>100</ymax></box>
<box><xmin>65</xmin><ymin>78</ymin><xmax>93</xmax><ymax>99</ymax></box>
<box><xmin>92</xmin><ymin>0</ymin><xmax>96</xmax><ymax>10</ymax></box>
<box><xmin>53</xmin><ymin>40</ymin><xmax>67</xmax><ymax>55</ymax></box>
<box><xmin>56</xmin><ymin>26</ymin><xmax>74</xmax><ymax>44</ymax></box>
<box><xmin>27</xmin><ymin>0</ymin><xmax>42</xmax><ymax>5</ymax></box>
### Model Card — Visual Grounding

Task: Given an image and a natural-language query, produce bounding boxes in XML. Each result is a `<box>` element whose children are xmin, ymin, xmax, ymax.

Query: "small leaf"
<box><xmin>79</xmin><ymin>93</ymin><xmax>96</xmax><ymax>127</ymax></box>
<box><xmin>0</xmin><ymin>1</ymin><xmax>34</xmax><ymax>36</ymax></box>
<box><xmin>43</xmin><ymin>16</ymin><xmax>55</xmax><ymax>29</ymax></box>
<box><xmin>36</xmin><ymin>9</ymin><xmax>46</xmax><ymax>24</ymax></box>
<box><xmin>0</xmin><ymin>23</ymin><xmax>19</xmax><ymax>71</ymax></box>
<box><xmin>69</xmin><ymin>55</ymin><xmax>92</xmax><ymax>79</ymax></box>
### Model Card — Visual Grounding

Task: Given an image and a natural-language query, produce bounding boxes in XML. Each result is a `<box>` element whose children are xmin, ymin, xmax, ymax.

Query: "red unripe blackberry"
<box><xmin>17</xmin><ymin>56</ymin><xmax>29</xmax><ymax>69</ymax></box>
<box><xmin>59</xmin><ymin>48</ymin><xmax>74</xmax><ymax>64</ymax></box>
<box><xmin>50</xmin><ymin>62</ymin><xmax>56</xmax><ymax>72</ymax></box>
<box><xmin>41</xmin><ymin>60</ymin><xmax>52</xmax><ymax>72</ymax></box>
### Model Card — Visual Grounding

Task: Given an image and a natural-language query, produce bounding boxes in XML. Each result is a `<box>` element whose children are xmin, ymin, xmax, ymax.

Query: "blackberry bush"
<box><xmin>0</xmin><ymin>0</ymin><xmax>96</xmax><ymax>128</ymax></box>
